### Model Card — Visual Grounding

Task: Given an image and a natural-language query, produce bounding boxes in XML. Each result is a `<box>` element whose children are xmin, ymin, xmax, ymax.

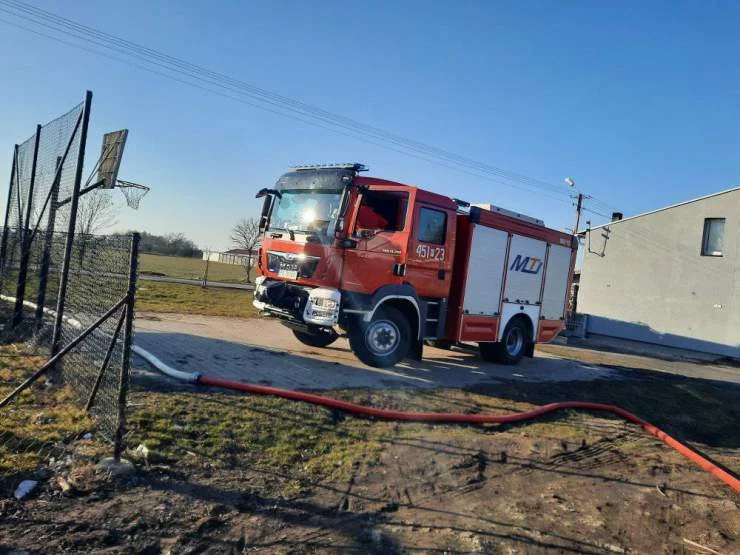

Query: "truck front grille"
<box><xmin>266</xmin><ymin>251</ymin><xmax>320</xmax><ymax>279</ymax></box>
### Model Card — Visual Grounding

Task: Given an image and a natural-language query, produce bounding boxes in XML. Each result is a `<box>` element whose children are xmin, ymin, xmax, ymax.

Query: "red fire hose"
<box><xmin>197</xmin><ymin>374</ymin><xmax>740</xmax><ymax>491</ymax></box>
<box><xmin>8</xmin><ymin>295</ymin><xmax>734</xmax><ymax>490</ymax></box>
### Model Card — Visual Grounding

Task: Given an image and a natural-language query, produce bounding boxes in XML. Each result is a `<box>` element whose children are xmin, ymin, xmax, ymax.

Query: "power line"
<box><xmin>582</xmin><ymin>207</ymin><xmax>612</xmax><ymax>219</ymax></box>
<box><xmin>0</xmin><ymin>17</ymin><xmax>578</xmax><ymax>208</ymax></box>
<box><xmin>0</xmin><ymin>0</ymin><xmax>579</xmax><ymax>202</ymax></box>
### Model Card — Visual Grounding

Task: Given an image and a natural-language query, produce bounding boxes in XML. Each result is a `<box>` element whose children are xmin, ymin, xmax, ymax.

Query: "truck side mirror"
<box><xmin>258</xmin><ymin>195</ymin><xmax>272</xmax><ymax>232</ymax></box>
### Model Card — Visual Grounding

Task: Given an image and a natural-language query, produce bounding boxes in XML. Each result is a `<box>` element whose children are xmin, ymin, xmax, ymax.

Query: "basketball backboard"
<box><xmin>97</xmin><ymin>129</ymin><xmax>128</xmax><ymax>189</ymax></box>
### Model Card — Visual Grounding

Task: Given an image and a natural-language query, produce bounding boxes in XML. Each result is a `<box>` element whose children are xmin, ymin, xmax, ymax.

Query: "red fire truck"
<box><xmin>253</xmin><ymin>164</ymin><xmax>577</xmax><ymax>368</ymax></box>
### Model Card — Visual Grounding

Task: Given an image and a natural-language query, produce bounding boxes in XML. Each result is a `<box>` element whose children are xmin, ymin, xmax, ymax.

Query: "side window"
<box><xmin>701</xmin><ymin>218</ymin><xmax>725</xmax><ymax>256</ymax></box>
<box><xmin>355</xmin><ymin>190</ymin><xmax>408</xmax><ymax>233</ymax></box>
<box><xmin>417</xmin><ymin>208</ymin><xmax>447</xmax><ymax>244</ymax></box>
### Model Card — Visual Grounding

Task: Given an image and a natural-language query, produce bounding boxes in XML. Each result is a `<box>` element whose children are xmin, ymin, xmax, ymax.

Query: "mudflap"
<box><xmin>525</xmin><ymin>341</ymin><xmax>535</xmax><ymax>358</ymax></box>
<box><xmin>408</xmin><ymin>339</ymin><xmax>424</xmax><ymax>361</ymax></box>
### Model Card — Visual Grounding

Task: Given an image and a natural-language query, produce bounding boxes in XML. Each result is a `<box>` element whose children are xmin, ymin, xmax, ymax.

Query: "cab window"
<box><xmin>355</xmin><ymin>190</ymin><xmax>408</xmax><ymax>233</ymax></box>
<box><xmin>417</xmin><ymin>207</ymin><xmax>447</xmax><ymax>244</ymax></box>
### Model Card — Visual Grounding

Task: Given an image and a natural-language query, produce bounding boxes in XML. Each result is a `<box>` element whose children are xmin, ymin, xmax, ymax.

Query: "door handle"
<box><xmin>393</xmin><ymin>263</ymin><xmax>407</xmax><ymax>277</ymax></box>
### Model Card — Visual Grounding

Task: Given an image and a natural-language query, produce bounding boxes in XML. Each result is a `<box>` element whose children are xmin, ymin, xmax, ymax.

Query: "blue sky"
<box><xmin>1</xmin><ymin>1</ymin><xmax>739</xmax><ymax>250</ymax></box>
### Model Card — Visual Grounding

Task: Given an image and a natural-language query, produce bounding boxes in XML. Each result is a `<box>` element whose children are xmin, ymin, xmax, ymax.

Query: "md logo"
<box><xmin>510</xmin><ymin>254</ymin><xmax>543</xmax><ymax>275</ymax></box>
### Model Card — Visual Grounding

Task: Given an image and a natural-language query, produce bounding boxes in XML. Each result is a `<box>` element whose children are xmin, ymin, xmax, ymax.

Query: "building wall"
<box><xmin>201</xmin><ymin>252</ymin><xmax>254</xmax><ymax>265</ymax></box>
<box><xmin>578</xmin><ymin>189</ymin><xmax>739</xmax><ymax>357</ymax></box>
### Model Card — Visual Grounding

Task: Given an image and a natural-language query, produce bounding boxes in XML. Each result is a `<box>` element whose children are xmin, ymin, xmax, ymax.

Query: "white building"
<box><xmin>578</xmin><ymin>187</ymin><xmax>739</xmax><ymax>358</ymax></box>
<box><xmin>202</xmin><ymin>248</ymin><xmax>256</xmax><ymax>265</ymax></box>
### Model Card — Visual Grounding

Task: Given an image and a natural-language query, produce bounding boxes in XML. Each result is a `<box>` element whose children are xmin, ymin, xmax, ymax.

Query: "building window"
<box><xmin>417</xmin><ymin>208</ymin><xmax>447</xmax><ymax>244</ymax></box>
<box><xmin>701</xmin><ymin>218</ymin><xmax>725</xmax><ymax>256</ymax></box>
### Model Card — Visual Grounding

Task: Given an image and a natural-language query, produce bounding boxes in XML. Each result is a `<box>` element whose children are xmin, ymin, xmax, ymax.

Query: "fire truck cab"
<box><xmin>253</xmin><ymin>164</ymin><xmax>577</xmax><ymax>368</ymax></box>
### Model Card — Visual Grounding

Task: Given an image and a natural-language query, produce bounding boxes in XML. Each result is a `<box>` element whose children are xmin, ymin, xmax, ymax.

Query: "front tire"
<box><xmin>292</xmin><ymin>328</ymin><xmax>339</xmax><ymax>348</ymax></box>
<box><xmin>349</xmin><ymin>306</ymin><xmax>411</xmax><ymax>368</ymax></box>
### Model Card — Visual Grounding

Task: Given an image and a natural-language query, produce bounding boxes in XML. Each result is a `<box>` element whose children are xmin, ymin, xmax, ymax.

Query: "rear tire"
<box><xmin>496</xmin><ymin>319</ymin><xmax>528</xmax><ymax>364</ymax></box>
<box><xmin>292</xmin><ymin>328</ymin><xmax>339</xmax><ymax>348</ymax></box>
<box><xmin>349</xmin><ymin>306</ymin><xmax>411</xmax><ymax>368</ymax></box>
<box><xmin>478</xmin><ymin>318</ymin><xmax>529</xmax><ymax>365</ymax></box>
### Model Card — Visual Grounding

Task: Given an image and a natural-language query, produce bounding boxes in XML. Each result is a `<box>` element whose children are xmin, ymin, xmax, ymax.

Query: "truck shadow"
<box><xmin>133</xmin><ymin>329</ymin><xmax>740</xmax><ymax>451</ymax></box>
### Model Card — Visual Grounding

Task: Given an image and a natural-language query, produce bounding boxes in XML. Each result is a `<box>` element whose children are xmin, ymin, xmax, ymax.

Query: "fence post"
<box><xmin>114</xmin><ymin>232</ymin><xmax>139</xmax><ymax>461</ymax></box>
<box><xmin>35</xmin><ymin>156</ymin><xmax>62</xmax><ymax>331</ymax></box>
<box><xmin>51</xmin><ymin>91</ymin><xmax>92</xmax><ymax>355</ymax></box>
<box><xmin>0</xmin><ymin>145</ymin><xmax>18</xmax><ymax>274</ymax></box>
<box><xmin>202</xmin><ymin>254</ymin><xmax>210</xmax><ymax>288</ymax></box>
<box><xmin>12</xmin><ymin>125</ymin><xmax>42</xmax><ymax>328</ymax></box>
<box><xmin>0</xmin><ymin>145</ymin><xmax>18</xmax><ymax>297</ymax></box>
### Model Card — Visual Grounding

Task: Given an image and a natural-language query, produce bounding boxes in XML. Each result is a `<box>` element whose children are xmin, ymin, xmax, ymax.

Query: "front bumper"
<box><xmin>253</xmin><ymin>277</ymin><xmax>341</xmax><ymax>327</ymax></box>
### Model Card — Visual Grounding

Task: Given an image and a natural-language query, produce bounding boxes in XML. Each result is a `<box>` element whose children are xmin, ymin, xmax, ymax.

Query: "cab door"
<box><xmin>339</xmin><ymin>187</ymin><xmax>410</xmax><ymax>294</ymax></box>
<box><xmin>405</xmin><ymin>202</ymin><xmax>455</xmax><ymax>298</ymax></box>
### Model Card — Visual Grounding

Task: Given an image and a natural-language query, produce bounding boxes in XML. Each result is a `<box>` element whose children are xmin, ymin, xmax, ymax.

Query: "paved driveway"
<box><xmin>134</xmin><ymin>314</ymin><xmax>739</xmax><ymax>390</ymax></box>
<box><xmin>133</xmin><ymin>313</ymin><xmax>622</xmax><ymax>390</ymax></box>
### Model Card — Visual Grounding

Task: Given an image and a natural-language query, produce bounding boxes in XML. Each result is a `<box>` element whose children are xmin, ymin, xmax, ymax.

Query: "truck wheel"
<box><xmin>496</xmin><ymin>319</ymin><xmax>528</xmax><ymax>364</ymax></box>
<box><xmin>292</xmin><ymin>328</ymin><xmax>339</xmax><ymax>348</ymax></box>
<box><xmin>478</xmin><ymin>319</ymin><xmax>529</xmax><ymax>364</ymax></box>
<box><xmin>349</xmin><ymin>306</ymin><xmax>411</xmax><ymax>368</ymax></box>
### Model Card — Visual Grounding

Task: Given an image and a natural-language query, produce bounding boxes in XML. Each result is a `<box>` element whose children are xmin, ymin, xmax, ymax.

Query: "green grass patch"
<box><xmin>136</xmin><ymin>282</ymin><xmax>258</xmax><ymax>318</ymax></box>
<box><xmin>140</xmin><ymin>253</ymin><xmax>255</xmax><ymax>284</ymax></box>
<box><xmin>126</xmin><ymin>391</ymin><xmax>390</xmax><ymax>483</ymax></box>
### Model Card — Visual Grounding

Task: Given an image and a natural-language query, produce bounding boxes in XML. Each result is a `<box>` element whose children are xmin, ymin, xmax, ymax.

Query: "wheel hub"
<box><xmin>366</xmin><ymin>320</ymin><xmax>400</xmax><ymax>355</ymax></box>
<box><xmin>506</xmin><ymin>327</ymin><xmax>524</xmax><ymax>356</ymax></box>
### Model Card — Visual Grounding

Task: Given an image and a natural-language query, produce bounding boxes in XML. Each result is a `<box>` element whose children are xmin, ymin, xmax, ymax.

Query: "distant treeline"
<box><xmin>111</xmin><ymin>231</ymin><xmax>202</xmax><ymax>258</ymax></box>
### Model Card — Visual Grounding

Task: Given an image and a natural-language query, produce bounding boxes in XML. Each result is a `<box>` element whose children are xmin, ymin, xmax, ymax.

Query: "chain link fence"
<box><xmin>0</xmin><ymin>92</ymin><xmax>140</xmax><ymax>493</ymax></box>
<box><xmin>0</xmin><ymin>100</ymin><xmax>85</xmax><ymax>331</ymax></box>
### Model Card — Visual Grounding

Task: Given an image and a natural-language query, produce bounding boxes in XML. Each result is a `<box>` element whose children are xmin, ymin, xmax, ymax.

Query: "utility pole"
<box><xmin>564</xmin><ymin>177</ymin><xmax>585</xmax><ymax>236</ymax></box>
<box><xmin>573</xmin><ymin>192</ymin><xmax>584</xmax><ymax>235</ymax></box>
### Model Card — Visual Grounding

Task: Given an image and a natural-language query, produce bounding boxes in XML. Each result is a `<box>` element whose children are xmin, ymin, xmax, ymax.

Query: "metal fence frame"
<box><xmin>0</xmin><ymin>90</ymin><xmax>138</xmax><ymax>461</ymax></box>
<box><xmin>0</xmin><ymin>91</ymin><xmax>90</xmax><ymax>338</ymax></box>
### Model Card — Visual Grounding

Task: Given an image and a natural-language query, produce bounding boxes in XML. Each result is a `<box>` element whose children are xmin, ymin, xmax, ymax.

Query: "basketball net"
<box><xmin>116</xmin><ymin>179</ymin><xmax>150</xmax><ymax>210</ymax></box>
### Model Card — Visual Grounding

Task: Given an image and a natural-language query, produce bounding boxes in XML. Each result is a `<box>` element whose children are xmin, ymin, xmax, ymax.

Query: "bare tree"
<box><xmin>230</xmin><ymin>217</ymin><xmax>261</xmax><ymax>283</ymax></box>
<box><xmin>76</xmin><ymin>189</ymin><xmax>118</xmax><ymax>236</ymax></box>
<box><xmin>67</xmin><ymin>189</ymin><xmax>119</xmax><ymax>266</ymax></box>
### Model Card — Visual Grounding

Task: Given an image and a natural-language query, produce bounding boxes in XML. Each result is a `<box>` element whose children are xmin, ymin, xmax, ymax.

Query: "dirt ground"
<box><xmin>1</xmin><ymin>314</ymin><xmax>739</xmax><ymax>554</ymax></box>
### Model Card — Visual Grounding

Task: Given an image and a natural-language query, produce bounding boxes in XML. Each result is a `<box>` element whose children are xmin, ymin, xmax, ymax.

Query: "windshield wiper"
<box><xmin>269</xmin><ymin>226</ymin><xmax>295</xmax><ymax>240</ymax></box>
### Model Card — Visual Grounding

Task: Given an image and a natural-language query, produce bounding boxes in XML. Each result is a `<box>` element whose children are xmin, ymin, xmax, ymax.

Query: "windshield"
<box><xmin>269</xmin><ymin>189</ymin><xmax>343</xmax><ymax>235</ymax></box>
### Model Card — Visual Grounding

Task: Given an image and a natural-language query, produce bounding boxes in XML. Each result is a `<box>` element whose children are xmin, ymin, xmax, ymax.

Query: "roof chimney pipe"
<box><xmin>611</xmin><ymin>212</ymin><xmax>623</xmax><ymax>222</ymax></box>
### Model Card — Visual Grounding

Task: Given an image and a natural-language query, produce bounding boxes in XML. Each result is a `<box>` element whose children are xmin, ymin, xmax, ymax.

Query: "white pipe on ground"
<box><xmin>0</xmin><ymin>295</ymin><xmax>199</xmax><ymax>383</ymax></box>
<box><xmin>131</xmin><ymin>345</ymin><xmax>199</xmax><ymax>383</ymax></box>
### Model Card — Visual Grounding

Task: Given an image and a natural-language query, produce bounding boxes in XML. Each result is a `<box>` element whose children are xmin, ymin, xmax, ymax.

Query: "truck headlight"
<box><xmin>303</xmin><ymin>287</ymin><xmax>341</xmax><ymax>326</ymax></box>
<box><xmin>312</xmin><ymin>297</ymin><xmax>338</xmax><ymax>310</ymax></box>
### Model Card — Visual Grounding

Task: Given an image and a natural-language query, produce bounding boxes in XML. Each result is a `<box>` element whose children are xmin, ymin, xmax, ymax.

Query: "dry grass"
<box><xmin>0</xmin><ymin>344</ymin><xmax>102</xmax><ymax>491</ymax></box>
<box><xmin>136</xmin><ymin>282</ymin><xmax>259</xmax><ymax>318</ymax></box>
<box><xmin>140</xmin><ymin>253</ymin><xmax>255</xmax><ymax>284</ymax></box>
